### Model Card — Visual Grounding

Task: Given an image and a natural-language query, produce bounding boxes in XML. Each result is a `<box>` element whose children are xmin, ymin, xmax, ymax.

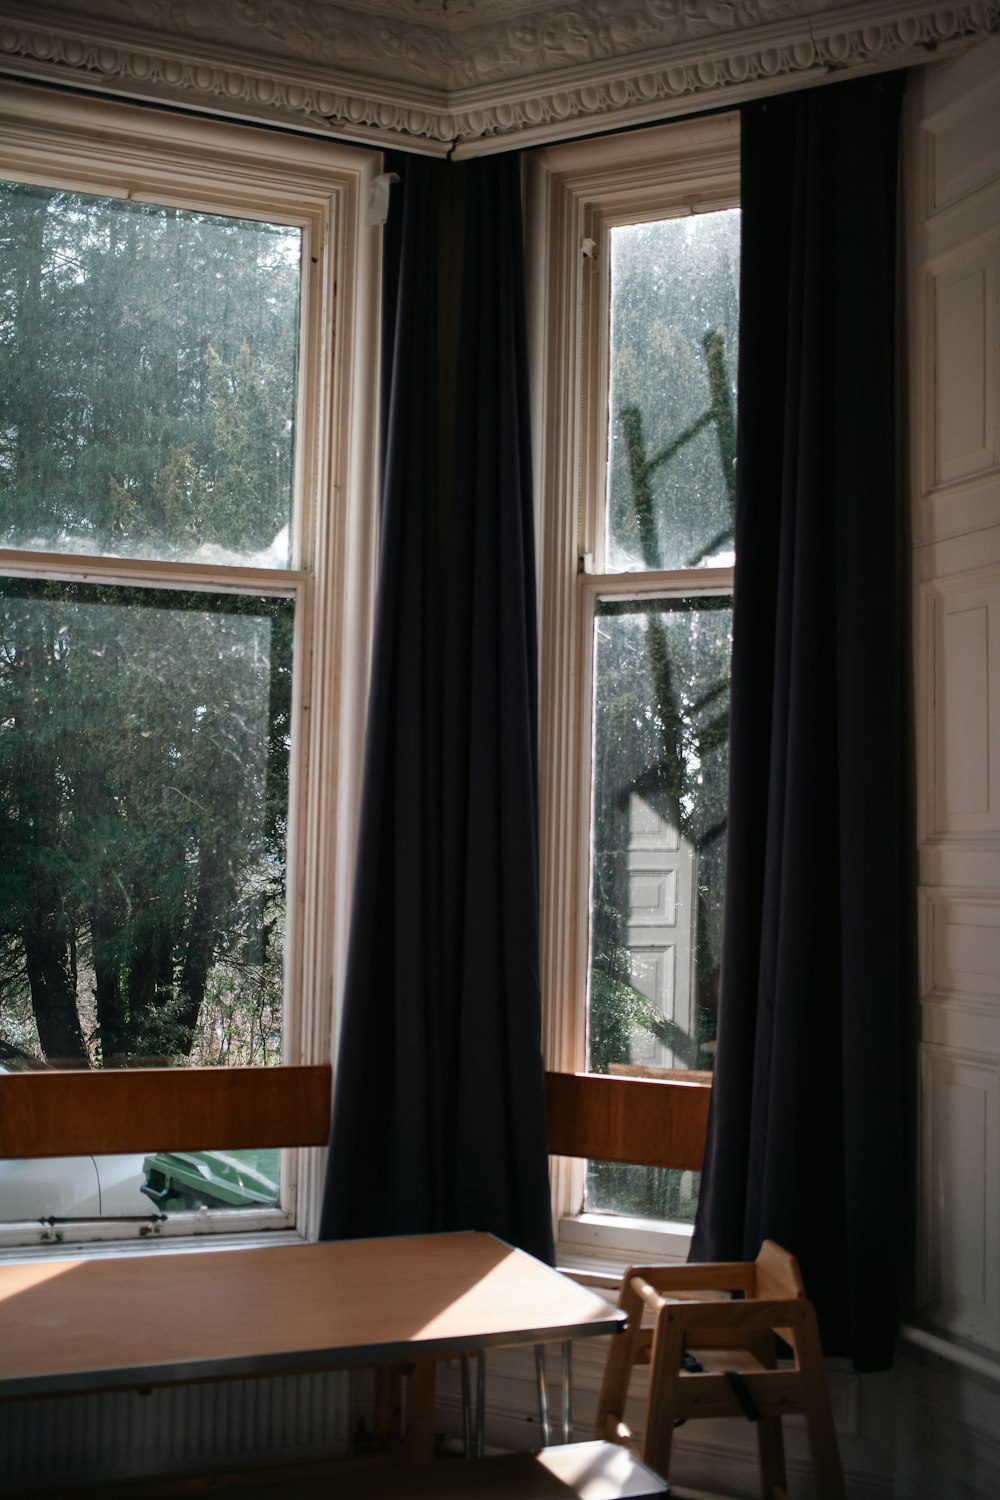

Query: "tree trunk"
<box><xmin>89</xmin><ymin>906</ymin><xmax>129</xmax><ymax>1064</ymax></box>
<box><xmin>24</xmin><ymin>917</ymin><xmax>88</xmax><ymax>1065</ymax></box>
<box><xmin>176</xmin><ymin>840</ymin><xmax>232</xmax><ymax>1054</ymax></box>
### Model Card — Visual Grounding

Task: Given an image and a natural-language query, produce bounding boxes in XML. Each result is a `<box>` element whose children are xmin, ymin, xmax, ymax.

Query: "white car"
<box><xmin>0</xmin><ymin>1048</ymin><xmax>150</xmax><ymax>1223</ymax></box>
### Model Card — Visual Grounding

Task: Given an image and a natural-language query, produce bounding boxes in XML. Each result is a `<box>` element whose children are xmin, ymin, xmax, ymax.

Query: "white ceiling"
<box><xmin>0</xmin><ymin>2</ymin><xmax>996</xmax><ymax>155</ymax></box>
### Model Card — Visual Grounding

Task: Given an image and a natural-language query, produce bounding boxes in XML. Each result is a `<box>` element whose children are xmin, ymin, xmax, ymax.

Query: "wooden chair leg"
<box><xmin>802</xmin><ymin>1400</ymin><xmax>845</xmax><ymax>1499</ymax></box>
<box><xmin>756</xmin><ymin>1414</ymin><xmax>788</xmax><ymax>1498</ymax></box>
<box><xmin>640</xmin><ymin>1305</ymin><xmax>686</xmax><ymax>1481</ymax></box>
<box><xmin>792</xmin><ymin>1314</ymin><xmax>846</xmax><ymax>1500</ymax></box>
<box><xmin>748</xmin><ymin>1327</ymin><xmax>787</xmax><ymax>1498</ymax></box>
<box><xmin>595</xmin><ymin>1273</ymin><xmax>647</xmax><ymax>1447</ymax></box>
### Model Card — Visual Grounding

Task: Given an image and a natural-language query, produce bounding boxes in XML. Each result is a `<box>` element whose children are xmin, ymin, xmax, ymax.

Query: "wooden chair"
<box><xmin>595</xmin><ymin>1240</ymin><xmax>845</xmax><ymax>1500</ymax></box>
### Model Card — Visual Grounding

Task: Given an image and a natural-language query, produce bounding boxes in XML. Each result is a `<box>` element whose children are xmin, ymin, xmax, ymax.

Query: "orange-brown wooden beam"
<box><xmin>545</xmin><ymin>1070</ymin><xmax>709</xmax><ymax>1173</ymax></box>
<box><xmin>0</xmin><ymin>1064</ymin><xmax>332</xmax><ymax>1158</ymax></box>
<box><xmin>2</xmin><ymin>1064</ymin><xmax>707</xmax><ymax>1171</ymax></box>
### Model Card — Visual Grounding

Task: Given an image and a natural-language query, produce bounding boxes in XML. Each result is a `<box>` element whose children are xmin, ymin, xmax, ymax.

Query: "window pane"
<box><xmin>0</xmin><ymin>1143</ymin><xmax>279</xmax><ymax>1225</ymax></box>
<box><xmin>606</xmin><ymin>210</ymin><xmax>739</xmax><ymax>574</ymax></box>
<box><xmin>587</xmin><ymin>596</ymin><xmax>731</xmax><ymax>1222</ymax></box>
<box><xmin>0</xmin><ymin>581</ymin><xmax>290</xmax><ymax>1069</ymax></box>
<box><xmin>0</xmin><ymin>182</ymin><xmax>300</xmax><ymax>565</ymax></box>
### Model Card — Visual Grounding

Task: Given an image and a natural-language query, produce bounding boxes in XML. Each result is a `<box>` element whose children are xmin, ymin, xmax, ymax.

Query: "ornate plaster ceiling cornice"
<box><xmin>0</xmin><ymin>1</ymin><xmax>996</xmax><ymax>155</ymax></box>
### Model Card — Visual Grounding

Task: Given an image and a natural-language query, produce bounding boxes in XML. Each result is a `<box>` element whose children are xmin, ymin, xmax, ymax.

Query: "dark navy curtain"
<box><xmin>320</xmin><ymin>151</ymin><xmax>554</xmax><ymax>1266</ymax></box>
<box><xmin>690</xmin><ymin>76</ymin><xmax>907</xmax><ymax>1372</ymax></box>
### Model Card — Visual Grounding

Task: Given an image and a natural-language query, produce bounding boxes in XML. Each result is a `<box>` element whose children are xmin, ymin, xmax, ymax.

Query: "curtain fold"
<box><xmin>690</xmin><ymin>75</ymin><xmax>906</xmax><ymax>1373</ymax></box>
<box><xmin>320</xmin><ymin>152</ymin><xmax>554</xmax><ymax>1266</ymax></box>
<box><xmin>444</xmin><ymin>158</ymin><xmax>553</xmax><ymax>1261</ymax></box>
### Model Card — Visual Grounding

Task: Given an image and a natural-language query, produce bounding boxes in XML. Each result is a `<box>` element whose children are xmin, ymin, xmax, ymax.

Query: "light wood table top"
<box><xmin>0</xmin><ymin>1231</ymin><xmax>625</xmax><ymax>1399</ymax></box>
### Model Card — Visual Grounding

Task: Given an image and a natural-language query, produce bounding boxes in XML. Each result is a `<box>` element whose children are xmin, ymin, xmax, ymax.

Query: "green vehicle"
<box><xmin>141</xmin><ymin>1148</ymin><xmax>280</xmax><ymax>1213</ymax></box>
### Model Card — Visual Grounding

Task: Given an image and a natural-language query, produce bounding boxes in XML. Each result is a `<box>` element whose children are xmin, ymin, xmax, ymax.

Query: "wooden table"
<box><xmin>0</xmin><ymin>1231</ymin><xmax>624</xmax><ymax>1401</ymax></box>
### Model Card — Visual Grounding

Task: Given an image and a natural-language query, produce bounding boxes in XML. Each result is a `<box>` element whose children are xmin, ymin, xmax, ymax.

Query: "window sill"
<box><xmin>557</xmin><ymin>1211</ymin><xmax>693</xmax><ymax>1280</ymax></box>
<box><xmin>0</xmin><ymin>1219</ymin><xmax>302</xmax><ymax>1264</ymax></box>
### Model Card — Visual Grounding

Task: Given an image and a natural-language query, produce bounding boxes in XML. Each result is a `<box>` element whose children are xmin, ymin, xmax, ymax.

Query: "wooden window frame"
<box><xmin>0</xmin><ymin>82</ymin><xmax>381</xmax><ymax>1249</ymax></box>
<box><xmin>527</xmin><ymin>115</ymin><xmax>739</xmax><ymax>1260</ymax></box>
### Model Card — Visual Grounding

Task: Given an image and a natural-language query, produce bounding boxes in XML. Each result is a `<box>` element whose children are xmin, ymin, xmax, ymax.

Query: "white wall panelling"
<box><xmin>926</xmin><ymin>895</ymin><xmax>1000</xmax><ymax>998</ymax></box>
<box><xmin>917</xmin><ymin>470</ymin><xmax>1000</xmax><ymax>553</ymax></box>
<box><xmin>930</xmin><ymin>241</ymin><xmax>998</xmax><ymax>486</ymax></box>
<box><xmin>925</xmin><ymin>574</ymin><xmax>1000</xmax><ymax>836</ymax></box>
<box><xmin>907</xmin><ymin>31</ymin><xmax>1000</xmax><ymax>1498</ymax></box>
<box><xmin>898</xmin><ymin>1361</ymin><xmax>1000</xmax><ymax>1499</ymax></box>
<box><xmin>919</xmin><ymin>1045</ymin><xmax>1000</xmax><ymax>1346</ymax></box>
<box><xmin>921</xmin><ymin>28</ymin><xmax>1000</xmax><ymax>214</ymax></box>
<box><xmin>912</xmin><ymin>25</ymin><xmax>1000</xmax><ymax>1364</ymax></box>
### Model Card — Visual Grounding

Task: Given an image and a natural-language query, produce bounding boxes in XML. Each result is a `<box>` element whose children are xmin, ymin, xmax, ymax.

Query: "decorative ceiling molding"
<box><xmin>0</xmin><ymin>1</ymin><xmax>996</xmax><ymax>155</ymax></box>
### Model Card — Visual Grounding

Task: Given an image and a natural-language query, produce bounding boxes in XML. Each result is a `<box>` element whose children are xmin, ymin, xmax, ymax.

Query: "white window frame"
<box><xmin>527</xmin><ymin>113</ymin><xmax>740</xmax><ymax>1271</ymax></box>
<box><xmin>0</xmin><ymin>82</ymin><xmax>381</xmax><ymax>1250</ymax></box>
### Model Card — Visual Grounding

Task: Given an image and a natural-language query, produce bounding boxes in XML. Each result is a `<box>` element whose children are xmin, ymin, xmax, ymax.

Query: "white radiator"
<box><xmin>1</xmin><ymin>1371</ymin><xmax>351</xmax><ymax>1492</ymax></box>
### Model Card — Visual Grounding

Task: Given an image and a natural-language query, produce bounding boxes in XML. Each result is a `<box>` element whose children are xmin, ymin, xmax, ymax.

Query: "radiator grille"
<box><xmin>1</xmin><ymin>1371</ymin><xmax>350</xmax><ymax>1491</ymax></box>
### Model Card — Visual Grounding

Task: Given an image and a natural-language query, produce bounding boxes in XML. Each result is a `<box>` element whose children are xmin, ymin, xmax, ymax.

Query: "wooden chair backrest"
<box><xmin>751</xmin><ymin>1238</ymin><xmax>805</xmax><ymax>1301</ymax></box>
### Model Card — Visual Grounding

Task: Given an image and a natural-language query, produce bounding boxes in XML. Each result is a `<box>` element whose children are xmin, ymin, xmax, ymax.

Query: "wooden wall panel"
<box><xmin>0</xmin><ymin>1065</ymin><xmax>332</xmax><ymax>1158</ymax></box>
